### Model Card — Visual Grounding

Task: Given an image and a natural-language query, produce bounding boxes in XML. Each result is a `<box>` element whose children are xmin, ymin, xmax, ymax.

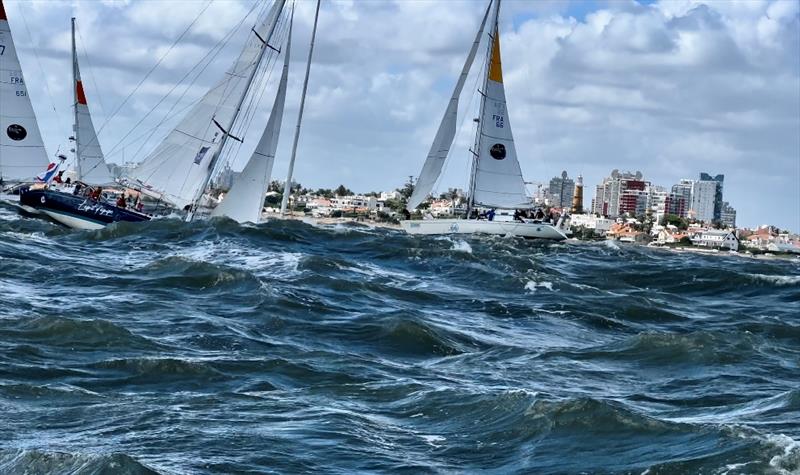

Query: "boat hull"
<box><xmin>400</xmin><ymin>219</ymin><xmax>568</xmax><ymax>240</ymax></box>
<box><xmin>19</xmin><ymin>189</ymin><xmax>150</xmax><ymax>230</ymax></box>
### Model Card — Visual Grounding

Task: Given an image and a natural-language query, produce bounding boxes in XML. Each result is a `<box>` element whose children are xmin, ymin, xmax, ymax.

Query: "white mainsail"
<box><xmin>212</xmin><ymin>13</ymin><xmax>292</xmax><ymax>224</ymax></box>
<box><xmin>0</xmin><ymin>0</ymin><xmax>49</xmax><ymax>182</ymax></box>
<box><xmin>470</xmin><ymin>18</ymin><xmax>530</xmax><ymax>209</ymax></box>
<box><xmin>406</xmin><ymin>1</ymin><xmax>492</xmax><ymax>212</ymax></box>
<box><xmin>72</xmin><ymin>18</ymin><xmax>113</xmax><ymax>185</ymax></box>
<box><xmin>128</xmin><ymin>0</ymin><xmax>286</xmax><ymax>209</ymax></box>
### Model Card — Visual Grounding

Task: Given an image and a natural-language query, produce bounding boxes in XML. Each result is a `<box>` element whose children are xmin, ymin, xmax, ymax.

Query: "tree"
<box><xmin>335</xmin><ymin>185</ymin><xmax>352</xmax><ymax>197</ymax></box>
<box><xmin>268</xmin><ymin>180</ymin><xmax>284</xmax><ymax>194</ymax></box>
<box><xmin>399</xmin><ymin>176</ymin><xmax>414</xmax><ymax>199</ymax></box>
<box><xmin>661</xmin><ymin>214</ymin><xmax>688</xmax><ymax>230</ymax></box>
<box><xmin>315</xmin><ymin>188</ymin><xmax>334</xmax><ymax>198</ymax></box>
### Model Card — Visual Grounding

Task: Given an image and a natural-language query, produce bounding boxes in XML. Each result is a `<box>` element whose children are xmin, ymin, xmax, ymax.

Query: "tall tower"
<box><xmin>572</xmin><ymin>174</ymin><xmax>584</xmax><ymax>214</ymax></box>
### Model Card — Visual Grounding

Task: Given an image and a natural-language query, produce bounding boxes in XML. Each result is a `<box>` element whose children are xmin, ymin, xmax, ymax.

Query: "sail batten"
<box><xmin>212</xmin><ymin>12</ymin><xmax>292</xmax><ymax>224</ymax></box>
<box><xmin>0</xmin><ymin>0</ymin><xmax>50</xmax><ymax>182</ymax></box>
<box><xmin>406</xmin><ymin>0</ymin><xmax>493</xmax><ymax>212</ymax></box>
<box><xmin>129</xmin><ymin>0</ymin><xmax>286</xmax><ymax>209</ymax></box>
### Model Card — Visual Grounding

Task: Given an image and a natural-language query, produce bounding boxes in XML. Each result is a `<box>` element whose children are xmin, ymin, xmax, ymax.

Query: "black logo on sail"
<box><xmin>489</xmin><ymin>143</ymin><xmax>506</xmax><ymax>160</ymax></box>
<box><xmin>7</xmin><ymin>124</ymin><xmax>27</xmax><ymax>141</ymax></box>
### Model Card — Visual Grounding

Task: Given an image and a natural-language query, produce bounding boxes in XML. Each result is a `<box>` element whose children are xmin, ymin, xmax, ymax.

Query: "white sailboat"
<box><xmin>214</xmin><ymin>0</ymin><xmax>320</xmax><ymax>224</ymax></box>
<box><xmin>0</xmin><ymin>0</ymin><xmax>50</xmax><ymax>185</ymax></box>
<box><xmin>128</xmin><ymin>0</ymin><xmax>287</xmax><ymax>213</ymax></box>
<box><xmin>401</xmin><ymin>0</ymin><xmax>567</xmax><ymax>241</ymax></box>
<box><xmin>70</xmin><ymin>17</ymin><xmax>113</xmax><ymax>186</ymax></box>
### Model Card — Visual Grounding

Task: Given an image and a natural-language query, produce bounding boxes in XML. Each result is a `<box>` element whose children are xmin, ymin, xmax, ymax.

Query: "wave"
<box><xmin>0</xmin><ymin>449</ymin><xmax>158</xmax><ymax>474</ymax></box>
<box><xmin>4</xmin><ymin>316</ymin><xmax>161</xmax><ymax>351</ymax></box>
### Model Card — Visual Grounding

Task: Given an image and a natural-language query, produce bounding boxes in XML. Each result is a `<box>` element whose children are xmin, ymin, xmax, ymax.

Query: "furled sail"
<box><xmin>0</xmin><ymin>0</ymin><xmax>49</xmax><ymax>182</ymax></box>
<box><xmin>72</xmin><ymin>18</ymin><xmax>113</xmax><ymax>185</ymax></box>
<box><xmin>212</xmin><ymin>13</ymin><xmax>291</xmax><ymax>224</ymax></box>
<box><xmin>405</xmin><ymin>0</ymin><xmax>493</xmax><ymax>212</ymax></box>
<box><xmin>128</xmin><ymin>0</ymin><xmax>286</xmax><ymax>209</ymax></box>
<box><xmin>470</xmin><ymin>24</ymin><xmax>530</xmax><ymax>209</ymax></box>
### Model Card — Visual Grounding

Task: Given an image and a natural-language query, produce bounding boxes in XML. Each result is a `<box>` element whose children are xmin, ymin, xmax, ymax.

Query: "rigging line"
<box><xmin>16</xmin><ymin>3</ymin><xmax>65</xmax><ymax>143</ymax></box>
<box><xmin>86</xmin><ymin>0</ymin><xmax>214</xmax><ymax>153</ymax></box>
<box><xmin>212</xmin><ymin>3</ymin><xmax>289</xmax><ymax>177</ymax></box>
<box><xmin>76</xmin><ymin>23</ymin><xmax>108</xmax><ymax>123</ymax></box>
<box><xmin>219</xmin><ymin>9</ymin><xmax>288</xmax><ymax>175</ymax></box>
<box><xmin>175</xmin><ymin>1</ymin><xmax>282</xmax><ymax>196</ymax></box>
<box><xmin>115</xmin><ymin>0</ymin><xmax>260</xmax><ymax>163</ymax></box>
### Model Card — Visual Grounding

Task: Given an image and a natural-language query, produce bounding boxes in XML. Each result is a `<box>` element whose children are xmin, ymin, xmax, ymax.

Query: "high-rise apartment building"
<box><xmin>691</xmin><ymin>180</ymin><xmax>717</xmax><ymax>222</ymax></box>
<box><xmin>548</xmin><ymin>171</ymin><xmax>575</xmax><ymax>209</ymax></box>
<box><xmin>699</xmin><ymin>173</ymin><xmax>724</xmax><ymax>221</ymax></box>
<box><xmin>593</xmin><ymin>170</ymin><xmax>649</xmax><ymax>218</ymax></box>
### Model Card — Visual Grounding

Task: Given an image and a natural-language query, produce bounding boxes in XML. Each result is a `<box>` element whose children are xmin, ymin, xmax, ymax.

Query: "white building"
<box><xmin>570</xmin><ymin>214</ymin><xmax>614</xmax><ymax>234</ymax></box>
<box><xmin>691</xmin><ymin>229</ymin><xmax>739</xmax><ymax>251</ymax></box>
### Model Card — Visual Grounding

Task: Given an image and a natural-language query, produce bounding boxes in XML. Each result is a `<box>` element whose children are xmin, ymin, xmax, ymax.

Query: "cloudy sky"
<box><xmin>5</xmin><ymin>0</ymin><xmax>799</xmax><ymax>230</ymax></box>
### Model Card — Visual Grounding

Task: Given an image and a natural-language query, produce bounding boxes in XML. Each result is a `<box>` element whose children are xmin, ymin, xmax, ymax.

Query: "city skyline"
<box><xmin>5</xmin><ymin>0</ymin><xmax>798</xmax><ymax>230</ymax></box>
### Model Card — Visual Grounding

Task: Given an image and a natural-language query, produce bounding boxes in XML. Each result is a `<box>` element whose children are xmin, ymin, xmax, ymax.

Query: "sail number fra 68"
<box><xmin>492</xmin><ymin>114</ymin><xmax>504</xmax><ymax>128</ymax></box>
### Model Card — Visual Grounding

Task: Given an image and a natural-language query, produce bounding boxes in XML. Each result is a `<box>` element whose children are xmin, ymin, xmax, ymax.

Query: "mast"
<box><xmin>71</xmin><ymin>17</ymin><xmax>81</xmax><ymax>181</ymax></box>
<box><xmin>187</xmin><ymin>0</ymin><xmax>287</xmax><ymax>221</ymax></box>
<box><xmin>467</xmin><ymin>0</ymin><xmax>500</xmax><ymax>217</ymax></box>
<box><xmin>280</xmin><ymin>0</ymin><xmax>321</xmax><ymax>216</ymax></box>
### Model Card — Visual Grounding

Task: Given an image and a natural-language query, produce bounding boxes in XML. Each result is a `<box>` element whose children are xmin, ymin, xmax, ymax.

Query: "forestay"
<box><xmin>212</xmin><ymin>13</ymin><xmax>291</xmax><ymax>224</ymax></box>
<box><xmin>405</xmin><ymin>1</ymin><xmax>492</xmax><ymax>212</ymax></box>
<box><xmin>129</xmin><ymin>0</ymin><xmax>286</xmax><ymax>209</ymax></box>
<box><xmin>73</xmin><ymin>19</ymin><xmax>113</xmax><ymax>185</ymax></box>
<box><xmin>471</xmin><ymin>27</ymin><xmax>530</xmax><ymax>209</ymax></box>
<box><xmin>0</xmin><ymin>0</ymin><xmax>49</xmax><ymax>182</ymax></box>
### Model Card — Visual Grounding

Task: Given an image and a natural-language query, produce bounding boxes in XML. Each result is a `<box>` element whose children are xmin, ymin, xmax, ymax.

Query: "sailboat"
<box><xmin>21</xmin><ymin>0</ymin><xmax>292</xmax><ymax>229</ymax></box>
<box><xmin>0</xmin><ymin>0</ymin><xmax>51</xmax><ymax>190</ymax></box>
<box><xmin>18</xmin><ymin>16</ymin><xmax>149</xmax><ymax>228</ymax></box>
<box><xmin>212</xmin><ymin>0</ymin><xmax>319</xmax><ymax>224</ymax></box>
<box><xmin>400</xmin><ymin>0</ymin><xmax>567</xmax><ymax>241</ymax></box>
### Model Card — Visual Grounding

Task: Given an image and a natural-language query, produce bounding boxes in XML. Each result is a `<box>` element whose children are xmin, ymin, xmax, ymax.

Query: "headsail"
<box><xmin>0</xmin><ymin>0</ymin><xmax>50</xmax><ymax>182</ymax></box>
<box><xmin>406</xmin><ymin>0</ymin><xmax>493</xmax><ymax>212</ymax></box>
<box><xmin>212</xmin><ymin>11</ymin><xmax>292</xmax><ymax>224</ymax></box>
<box><xmin>470</xmin><ymin>9</ymin><xmax>530</xmax><ymax>210</ymax></box>
<box><xmin>72</xmin><ymin>18</ymin><xmax>113</xmax><ymax>185</ymax></box>
<box><xmin>128</xmin><ymin>0</ymin><xmax>286</xmax><ymax>209</ymax></box>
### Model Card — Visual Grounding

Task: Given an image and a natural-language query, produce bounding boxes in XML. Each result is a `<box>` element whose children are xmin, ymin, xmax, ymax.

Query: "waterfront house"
<box><xmin>691</xmin><ymin>229</ymin><xmax>739</xmax><ymax>251</ymax></box>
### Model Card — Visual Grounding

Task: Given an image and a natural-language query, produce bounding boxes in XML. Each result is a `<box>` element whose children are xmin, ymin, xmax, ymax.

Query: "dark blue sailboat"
<box><xmin>19</xmin><ymin>187</ymin><xmax>150</xmax><ymax>229</ymax></box>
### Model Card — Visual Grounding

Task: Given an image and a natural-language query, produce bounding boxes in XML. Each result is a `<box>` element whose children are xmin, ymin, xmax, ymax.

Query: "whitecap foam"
<box><xmin>748</xmin><ymin>274</ymin><xmax>800</xmax><ymax>286</ymax></box>
<box><xmin>451</xmin><ymin>239</ymin><xmax>472</xmax><ymax>254</ymax></box>
<box><xmin>525</xmin><ymin>280</ymin><xmax>554</xmax><ymax>292</ymax></box>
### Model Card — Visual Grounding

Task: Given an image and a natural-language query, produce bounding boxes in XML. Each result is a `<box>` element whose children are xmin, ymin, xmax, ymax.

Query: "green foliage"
<box><xmin>264</xmin><ymin>194</ymin><xmax>281</xmax><ymax>205</ymax></box>
<box><xmin>267</xmin><ymin>180</ymin><xmax>284</xmax><ymax>194</ymax></box>
<box><xmin>315</xmin><ymin>188</ymin><xmax>334</xmax><ymax>199</ymax></box>
<box><xmin>335</xmin><ymin>185</ymin><xmax>353</xmax><ymax>197</ymax></box>
<box><xmin>661</xmin><ymin>214</ymin><xmax>689</xmax><ymax>230</ymax></box>
<box><xmin>384</xmin><ymin>198</ymin><xmax>405</xmax><ymax>212</ymax></box>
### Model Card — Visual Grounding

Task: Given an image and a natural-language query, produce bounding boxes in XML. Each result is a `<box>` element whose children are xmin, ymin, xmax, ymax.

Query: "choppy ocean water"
<box><xmin>0</xmin><ymin>204</ymin><xmax>798</xmax><ymax>474</ymax></box>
